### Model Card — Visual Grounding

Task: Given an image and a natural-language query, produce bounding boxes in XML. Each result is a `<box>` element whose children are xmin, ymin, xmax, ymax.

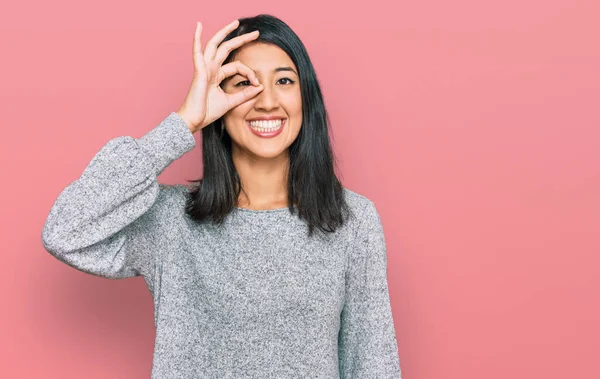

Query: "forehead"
<box><xmin>232</xmin><ymin>42</ymin><xmax>297</xmax><ymax>73</ymax></box>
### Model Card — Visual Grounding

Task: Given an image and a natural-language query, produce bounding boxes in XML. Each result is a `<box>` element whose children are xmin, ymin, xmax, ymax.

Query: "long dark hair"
<box><xmin>184</xmin><ymin>14</ymin><xmax>350</xmax><ymax>236</ymax></box>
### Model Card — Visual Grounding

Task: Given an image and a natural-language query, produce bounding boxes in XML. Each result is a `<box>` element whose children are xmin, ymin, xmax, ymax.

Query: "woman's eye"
<box><xmin>234</xmin><ymin>80</ymin><xmax>251</xmax><ymax>87</ymax></box>
<box><xmin>278</xmin><ymin>77</ymin><xmax>295</xmax><ymax>85</ymax></box>
<box><xmin>235</xmin><ymin>77</ymin><xmax>295</xmax><ymax>87</ymax></box>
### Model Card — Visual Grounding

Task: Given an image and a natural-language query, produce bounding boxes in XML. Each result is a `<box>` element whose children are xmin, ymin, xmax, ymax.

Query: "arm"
<box><xmin>338</xmin><ymin>200</ymin><xmax>402</xmax><ymax>378</ymax></box>
<box><xmin>41</xmin><ymin>112</ymin><xmax>196</xmax><ymax>283</ymax></box>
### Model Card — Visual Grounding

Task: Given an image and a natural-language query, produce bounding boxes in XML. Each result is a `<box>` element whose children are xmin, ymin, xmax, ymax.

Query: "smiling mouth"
<box><xmin>246</xmin><ymin>119</ymin><xmax>286</xmax><ymax>132</ymax></box>
<box><xmin>246</xmin><ymin>119</ymin><xmax>286</xmax><ymax>138</ymax></box>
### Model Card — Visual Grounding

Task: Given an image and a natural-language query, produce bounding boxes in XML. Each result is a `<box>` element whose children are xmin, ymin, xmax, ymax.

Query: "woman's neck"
<box><xmin>232</xmin><ymin>148</ymin><xmax>290</xmax><ymax>210</ymax></box>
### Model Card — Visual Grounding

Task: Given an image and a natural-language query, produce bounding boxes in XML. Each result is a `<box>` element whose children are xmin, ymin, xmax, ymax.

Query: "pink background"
<box><xmin>1</xmin><ymin>0</ymin><xmax>599</xmax><ymax>378</ymax></box>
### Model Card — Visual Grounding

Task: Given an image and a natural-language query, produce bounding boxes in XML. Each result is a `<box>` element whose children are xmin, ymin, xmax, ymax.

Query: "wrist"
<box><xmin>176</xmin><ymin>109</ymin><xmax>196</xmax><ymax>133</ymax></box>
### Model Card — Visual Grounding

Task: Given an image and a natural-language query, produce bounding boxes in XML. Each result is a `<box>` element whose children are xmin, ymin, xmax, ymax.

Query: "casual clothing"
<box><xmin>41</xmin><ymin>111</ymin><xmax>402</xmax><ymax>378</ymax></box>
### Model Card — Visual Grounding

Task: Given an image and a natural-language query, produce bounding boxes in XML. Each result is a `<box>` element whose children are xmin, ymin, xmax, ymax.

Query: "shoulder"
<box><xmin>342</xmin><ymin>188</ymin><xmax>387</xmax><ymax>265</ymax></box>
<box><xmin>157</xmin><ymin>183</ymin><xmax>188</xmax><ymax>200</ymax></box>
<box><xmin>153</xmin><ymin>183</ymin><xmax>192</xmax><ymax>216</ymax></box>
<box><xmin>342</xmin><ymin>187</ymin><xmax>378</xmax><ymax>218</ymax></box>
<box><xmin>158</xmin><ymin>183</ymin><xmax>192</xmax><ymax>197</ymax></box>
<box><xmin>341</xmin><ymin>187</ymin><xmax>382</xmax><ymax>236</ymax></box>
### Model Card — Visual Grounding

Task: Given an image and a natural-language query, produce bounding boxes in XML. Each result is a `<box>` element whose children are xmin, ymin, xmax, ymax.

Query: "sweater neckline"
<box><xmin>234</xmin><ymin>205</ymin><xmax>296</xmax><ymax>213</ymax></box>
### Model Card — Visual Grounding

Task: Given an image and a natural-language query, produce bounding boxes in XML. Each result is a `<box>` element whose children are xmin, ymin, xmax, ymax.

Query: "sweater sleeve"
<box><xmin>338</xmin><ymin>200</ymin><xmax>402</xmax><ymax>378</ymax></box>
<box><xmin>41</xmin><ymin>112</ymin><xmax>196</xmax><ymax>283</ymax></box>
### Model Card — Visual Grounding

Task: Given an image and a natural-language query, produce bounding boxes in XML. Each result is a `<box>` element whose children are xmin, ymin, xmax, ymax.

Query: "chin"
<box><xmin>249</xmin><ymin>147</ymin><xmax>289</xmax><ymax>159</ymax></box>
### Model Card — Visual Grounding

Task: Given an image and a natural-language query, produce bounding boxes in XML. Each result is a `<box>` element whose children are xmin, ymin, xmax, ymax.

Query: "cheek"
<box><xmin>293</xmin><ymin>102</ymin><xmax>303</xmax><ymax>127</ymax></box>
<box><xmin>282</xmin><ymin>92</ymin><xmax>303</xmax><ymax>118</ymax></box>
<box><xmin>289</xmin><ymin>105</ymin><xmax>303</xmax><ymax>135</ymax></box>
<box><xmin>224</xmin><ymin>103</ymin><xmax>251</xmax><ymax>124</ymax></box>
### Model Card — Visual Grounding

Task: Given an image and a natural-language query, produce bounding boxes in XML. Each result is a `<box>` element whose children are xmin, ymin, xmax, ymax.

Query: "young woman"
<box><xmin>42</xmin><ymin>14</ymin><xmax>402</xmax><ymax>379</ymax></box>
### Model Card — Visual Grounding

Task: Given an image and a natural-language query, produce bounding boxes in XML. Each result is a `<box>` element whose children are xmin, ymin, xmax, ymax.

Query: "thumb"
<box><xmin>227</xmin><ymin>84</ymin><xmax>263</xmax><ymax>108</ymax></box>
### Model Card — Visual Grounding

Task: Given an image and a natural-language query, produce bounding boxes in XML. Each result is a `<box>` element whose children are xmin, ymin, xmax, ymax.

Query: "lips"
<box><xmin>246</xmin><ymin>116</ymin><xmax>286</xmax><ymax>121</ymax></box>
<box><xmin>246</xmin><ymin>118</ymin><xmax>286</xmax><ymax>138</ymax></box>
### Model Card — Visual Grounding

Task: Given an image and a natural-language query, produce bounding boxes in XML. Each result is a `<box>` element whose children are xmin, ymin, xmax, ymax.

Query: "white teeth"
<box><xmin>248</xmin><ymin>119</ymin><xmax>284</xmax><ymax>132</ymax></box>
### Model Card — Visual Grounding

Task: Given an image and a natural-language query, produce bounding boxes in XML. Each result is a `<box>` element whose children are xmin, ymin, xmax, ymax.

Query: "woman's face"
<box><xmin>221</xmin><ymin>42</ymin><xmax>302</xmax><ymax>160</ymax></box>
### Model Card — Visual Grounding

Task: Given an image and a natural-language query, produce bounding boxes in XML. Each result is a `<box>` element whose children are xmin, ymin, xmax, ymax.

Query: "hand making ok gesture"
<box><xmin>177</xmin><ymin>19</ymin><xmax>264</xmax><ymax>133</ymax></box>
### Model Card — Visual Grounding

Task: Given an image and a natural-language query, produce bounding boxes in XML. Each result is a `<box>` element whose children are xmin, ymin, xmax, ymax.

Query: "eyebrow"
<box><xmin>228</xmin><ymin>66</ymin><xmax>298</xmax><ymax>82</ymax></box>
<box><xmin>274</xmin><ymin>67</ymin><xmax>298</xmax><ymax>75</ymax></box>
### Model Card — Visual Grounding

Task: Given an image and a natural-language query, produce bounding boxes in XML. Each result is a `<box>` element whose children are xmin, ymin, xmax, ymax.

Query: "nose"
<box><xmin>253</xmin><ymin>83</ymin><xmax>279</xmax><ymax>111</ymax></box>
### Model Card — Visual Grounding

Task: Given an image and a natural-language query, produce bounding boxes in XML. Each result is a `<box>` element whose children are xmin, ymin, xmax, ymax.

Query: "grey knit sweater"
<box><xmin>41</xmin><ymin>112</ymin><xmax>402</xmax><ymax>379</ymax></box>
